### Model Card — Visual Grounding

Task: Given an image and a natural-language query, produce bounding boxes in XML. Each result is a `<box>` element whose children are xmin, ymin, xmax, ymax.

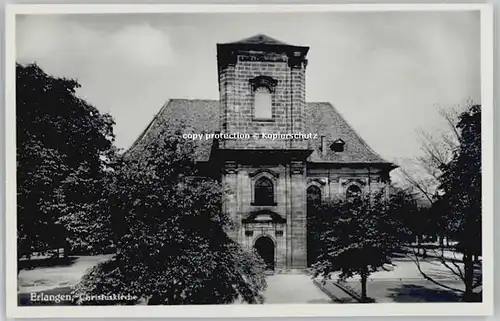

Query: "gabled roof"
<box><xmin>127</xmin><ymin>99</ymin><xmax>393</xmax><ymax>166</ymax></box>
<box><xmin>225</xmin><ymin>34</ymin><xmax>289</xmax><ymax>46</ymax></box>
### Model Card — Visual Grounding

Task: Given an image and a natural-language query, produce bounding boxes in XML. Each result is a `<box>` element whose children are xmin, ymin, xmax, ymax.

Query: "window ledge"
<box><xmin>251</xmin><ymin>202</ymin><xmax>278</xmax><ymax>206</ymax></box>
<box><xmin>253</xmin><ymin>118</ymin><xmax>275</xmax><ymax>122</ymax></box>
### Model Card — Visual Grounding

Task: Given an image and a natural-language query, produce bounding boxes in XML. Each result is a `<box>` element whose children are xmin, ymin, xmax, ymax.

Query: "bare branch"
<box><xmin>407</xmin><ymin>252</ymin><xmax>464</xmax><ymax>294</ymax></box>
<box><xmin>417</xmin><ymin>131</ymin><xmax>449</xmax><ymax>169</ymax></box>
<box><xmin>424</xmin><ymin>249</ymin><xmax>465</xmax><ymax>281</ymax></box>
<box><xmin>398</xmin><ymin>166</ymin><xmax>435</xmax><ymax>204</ymax></box>
<box><xmin>428</xmin><ymin>248</ymin><xmax>465</xmax><ymax>281</ymax></box>
<box><xmin>449</xmin><ymin>259</ymin><xmax>465</xmax><ymax>280</ymax></box>
<box><xmin>439</xmin><ymin>256</ymin><xmax>465</xmax><ymax>282</ymax></box>
<box><xmin>438</xmin><ymin>106</ymin><xmax>461</xmax><ymax>142</ymax></box>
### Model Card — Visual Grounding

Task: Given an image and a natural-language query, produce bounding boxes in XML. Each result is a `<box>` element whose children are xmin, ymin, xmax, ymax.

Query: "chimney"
<box><xmin>320</xmin><ymin>136</ymin><xmax>326</xmax><ymax>156</ymax></box>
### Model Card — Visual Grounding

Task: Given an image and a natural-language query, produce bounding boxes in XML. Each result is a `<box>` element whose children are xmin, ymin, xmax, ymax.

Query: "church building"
<box><xmin>129</xmin><ymin>34</ymin><xmax>396</xmax><ymax>272</ymax></box>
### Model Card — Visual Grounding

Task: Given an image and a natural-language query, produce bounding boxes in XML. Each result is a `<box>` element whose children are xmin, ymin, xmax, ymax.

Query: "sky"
<box><xmin>16</xmin><ymin>11</ymin><xmax>481</xmax><ymax>171</ymax></box>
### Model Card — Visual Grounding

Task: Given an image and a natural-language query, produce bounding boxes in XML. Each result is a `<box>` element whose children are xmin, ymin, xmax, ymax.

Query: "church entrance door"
<box><xmin>254</xmin><ymin>236</ymin><xmax>275</xmax><ymax>271</ymax></box>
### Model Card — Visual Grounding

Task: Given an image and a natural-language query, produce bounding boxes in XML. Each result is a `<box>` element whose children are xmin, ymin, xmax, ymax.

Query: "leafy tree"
<box><xmin>16</xmin><ymin>63</ymin><xmax>115</xmax><ymax>261</ymax></box>
<box><xmin>441</xmin><ymin>104</ymin><xmax>481</xmax><ymax>261</ymax></box>
<box><xmin>385</xmin><ymin>189</ymin><xmax>421</xmax><ymax>245</ymax></box>
<box><xmin>312</xmin><ymin>189</ymin><xmax>409</xmax><ymax>302</ymax></box>
<box><xmin>54</xmin><ymin>156</ymin><xmax>119</xmax><ymax>254</ymax></box>
<box><xmin>414</xmin><ymin>105</ymin><xmax>481</xmax><ymax>302</ymax></box>
<box><xmin>402</xmin><ymin>202</ymin><xmax>442</xmax><ymax>257</ymax></box>
<box><xmin>72</xmin><ymin>124</ymin><xmax>267</xmax><ymax>304</ymax></box>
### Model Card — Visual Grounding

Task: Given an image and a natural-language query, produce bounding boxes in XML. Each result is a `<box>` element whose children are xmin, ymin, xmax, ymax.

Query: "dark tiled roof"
<box><xmin>223</xmin><ymin>34</ymin><xmax>289</xmax><ymax>46</ymax></box>
<box><xmin>304</xmin><ymin>102</ymin><xmax>389</xmax><ymax>164</ymax></box>
<box><xmin>128</xmin><ymin>99</ymin><xmax>392</xmax><ymax>165</ymax></box>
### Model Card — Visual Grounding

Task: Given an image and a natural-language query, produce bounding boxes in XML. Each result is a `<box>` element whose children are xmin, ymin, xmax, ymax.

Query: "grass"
<box><xmin>18</xmin><ymin>254</ymin><xmax>113</xmax><ymax>294</ymax></box>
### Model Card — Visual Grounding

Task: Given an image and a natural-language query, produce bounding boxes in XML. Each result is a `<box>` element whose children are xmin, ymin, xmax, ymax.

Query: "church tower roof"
<box><xmin>217</xmin><ymin>33</ymin><xmax>309</xmax><ymax>54</ymax></box>
<box><xmin>224</xmin><ymin>34</ymin><xmax>289</xmax><ymax>46</ymax></box>
<box><xmin>216</xmin><ymin>34</ymin><xmax>309</xmax><ymax>70</ymax></box>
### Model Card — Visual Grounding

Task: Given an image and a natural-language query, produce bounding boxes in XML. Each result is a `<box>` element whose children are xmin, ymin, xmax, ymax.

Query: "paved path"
<box><xmin>327</xmin><ymin>259</ymin><xmax>473</xmax><ymax>282</ymax></box>
<box><xmin>344</xmin><ymin>279</ymin><xmax>464</xmax><ymax>303</ymax></box>
<box><xmin>262</xmin><ymin>274</ymin><xmax>334</xmax><ymax>304</ymax></box>
<box><xmin>403</xmin><ymin>246</ymin><xmax>482</xmax><ymax>262</ymax></box>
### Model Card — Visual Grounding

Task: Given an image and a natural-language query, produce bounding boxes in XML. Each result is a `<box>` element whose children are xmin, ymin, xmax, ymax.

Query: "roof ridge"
<box><xmin>169</xmin><ymin>98</ymin><xmax>218</xmax><ymax>102</ymax></box>
<box><xmin>225</xmin><ymin>34</ymin><xmax>289</xmax><ymax>46</ymax></box>
<box><xmin>307</xmin><ymin>101</ymin><xmax>335</xmax><ymax>104</ymax></box>
<box><xmin>126</xmin><ymin>99</ymin><xmax>172</xmax><ymax>154</ymax></box>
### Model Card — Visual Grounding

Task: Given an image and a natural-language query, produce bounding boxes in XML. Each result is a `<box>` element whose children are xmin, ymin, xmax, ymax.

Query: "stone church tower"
<box><xmin>216</xmin><ymin>34</ymin><xmax>312</xmax><ymax>270</ymax></box>
<box><xmin>128</xmin><ymin>34</ymin><xmax>396</xmax><ymax>273</ymax></box>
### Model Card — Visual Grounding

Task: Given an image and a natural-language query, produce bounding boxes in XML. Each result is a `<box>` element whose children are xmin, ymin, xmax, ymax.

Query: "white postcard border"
<box><xmin>4</xmin><ymin>3</ymin><xmax>494</xmax><ymax>318</ymax></box>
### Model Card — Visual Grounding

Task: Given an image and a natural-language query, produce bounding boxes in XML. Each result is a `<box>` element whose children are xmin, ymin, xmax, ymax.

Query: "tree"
<box><xmin>312</xmin><ymin>188</ymin><xmax>410</xmax><ymax>302</ymax></box>
<box><xmin>72</xmin><ymin>124</ymin><xmax>267</xmax><ymax>304</ymax></box>
<box><xmin>398</xmin><ymin>104</ymin><xmax>465</xmax><ymax>248</ymax></box>
<box><xmin>408</xmin><ymin>104</ymin><xmax>482</xmax><ymax>302</ymax></box>
<box><xmin>54</xmin><ymin>156</ymin><xmax>119</xmax><ymax>254</ymax></box>
<box><xmin>439</xmin><ymin>104</ymin><xmax>481</xmax><ymax>300</ymax></box>
<box><xmin>16</xmin><ymin>63</ymin><xmax>115</xmax><ymax>261</ymax></box>
<box><xmin>441</xmin><ymin>104</ymin><xmax>481</xmax><ymax>256</ymax></box>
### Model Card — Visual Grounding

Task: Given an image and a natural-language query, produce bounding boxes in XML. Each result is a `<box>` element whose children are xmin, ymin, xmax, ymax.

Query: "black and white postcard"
<box><xmin>5</xmin><ymin>4</ymin><xmax>494</xmax><ymax>318</ymax></box>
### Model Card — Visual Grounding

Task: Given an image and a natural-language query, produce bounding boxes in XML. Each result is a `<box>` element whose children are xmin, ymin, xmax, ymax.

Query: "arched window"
<box><xmin>254</xmin><ymin>177</ymin><xmax>274</xmax><ymax>205</ymax></box>
<box><xmin>346</xmin><ymin>185</ymin><xmax>362</xmax><ymax>202</ymax></box>
<box><xmin>254</xmin><ymin>86</ymin><xmax>272</xmax><ymax>119</ymax></box>
<box><xmin>307</xmin><ymin>186</ymin><xmax>322</xmax><ymax>208</ymax></box>
<box><xmin>307</xmin><ymin>185</ymin><xmax>322</xmax><ymax>267</ymax></box>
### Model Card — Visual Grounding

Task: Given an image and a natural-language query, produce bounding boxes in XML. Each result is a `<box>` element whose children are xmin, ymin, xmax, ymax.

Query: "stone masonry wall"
<box><xmin>222</xmin><ymin>161</ymin><xmax>308</xmax><ymax>270</ymax></box>
<box><xmin>222</xmin><ymin>163</ymin><xmax>386</xmax><ymax>271</ymax></box>
<box><xmin>218</xmin><ymin>50</ymin><xmax>306</xmax><ymax>150</ymax></box>
<box><xmin>307</xmin><ymin>167</ymin><xmax>389</xmax><ymax>200</ymax></box>
<box><xmin>217</xmin><ymin>43</ymin><xmax>388</xmax><ymax>272</ymax></box>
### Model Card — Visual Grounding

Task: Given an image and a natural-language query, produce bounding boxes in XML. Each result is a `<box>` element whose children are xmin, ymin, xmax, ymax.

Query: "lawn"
<box><xmin>18</xmin><ymin>254</ymin><xmax>113</xmax><ymax>294</ymax></box>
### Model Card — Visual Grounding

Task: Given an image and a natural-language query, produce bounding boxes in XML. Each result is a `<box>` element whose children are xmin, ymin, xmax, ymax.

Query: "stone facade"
<box><xmin>128</xmin><ymin>34</ymin><xmax>396</xmax><ymax>273</ymax></box>
<box><xmin>221</xmin><ymin>162</ymin><xmax>390</xmax><ymax>272</ymax></box>
<box><xmin>215</xmin><ymin>35</ymin><xmax>393</xmax><ymax>272</ymax></box>
<box><xmin>222</xmin><ymin>162</ymin><xmax>309</xmax><ymax>271</ymax></box>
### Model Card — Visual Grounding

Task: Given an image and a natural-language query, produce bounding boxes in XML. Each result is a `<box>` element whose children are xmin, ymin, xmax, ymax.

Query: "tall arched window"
<box><xmin>254</xmin><ymin>177</ymin><xmax>274</xmax><ymax>205</ymax></box>
<box><xmin>307</xmin><ymin>185</ymin><xmax>322</xmax><ymax>267</ymax></box>
<box><xmin>254</xmin><ymin>87</ymin><xmax>272</xmax><ymax>119</ymax></box>
<box><xmin>307</xmin><ymin>186</ymin><xmax>322</xmax><ymax>208</ymax></box>
<box><xmin>346</xmin><ymin>185</ymin><xmax>362</xmax><ymax>202</ymax></box>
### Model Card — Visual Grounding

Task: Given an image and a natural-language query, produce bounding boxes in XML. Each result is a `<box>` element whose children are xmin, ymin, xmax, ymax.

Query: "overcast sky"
<box><xmin>16</xmin><ymin>11</ymin><xmax>481</xmax><ymax>168</ymax></box>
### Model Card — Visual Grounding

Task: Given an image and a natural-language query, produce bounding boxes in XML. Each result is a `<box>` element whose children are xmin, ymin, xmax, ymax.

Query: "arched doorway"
<box><xmin>254</xmin><ymin>236</ymin><xmax>275</xmax><ymax>271</ymax></box>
